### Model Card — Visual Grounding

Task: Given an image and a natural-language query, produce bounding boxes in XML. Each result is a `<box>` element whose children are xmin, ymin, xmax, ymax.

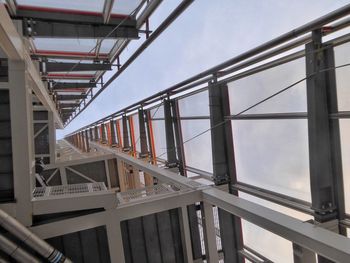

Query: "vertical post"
<box><xmin>139</xmin><ymin>108</ymin><xmax>153</xmax><ymax>186</ymax></box>
<box><xmin>202</xmin><ymin>202</ymin><xmax>219</xmax><ymax>263</ymax></box>
<box><xmin>164</xmin><ymin>99</ymin><xmax>177</xmax><ymax>167</ymax></box>
<box><xmin>8</xmin><ymin>60</ymin><xmax>33</xmax><ymax>226</ymax></box>
<box><xmin>59</xmin><ymin>167</ymin><xmax>68</xmax><ymax>185</ymax></box>
<box><xmin>180</xmin><ymin>206</ymin><xmax>194</xmax><ymax>263</ymax></box>
<box><xmin>324</xmin><ymin>43</ymin><xmax>346</xmax><ymax>233</ymax></box>
<box><xmin>85</xmin><ymin>129</ymin><xmax>90</xmax><ymax>152</ymax></box>
<box><xmin>94</xmin><ymin>126</ymin><xmax>99</xmax><ymax>141</ymax></box>
<box><xmin>145</xmin><ymin>110</ymin><xmax>156</xmax><ymax>164</ymax></box>
<box><xmin>122</xmin><ymin>115</ymin><xmax>130</xmax><ymax>151</ymax></box>
<box><xmin>89</xmin><ymin>127</ymin><xmax>93</xmax><ymax>142</ymax></box>
<box><xmin>81</xmin><ymin>131</ymin><xmax>86</xmax><ymax>152</ymax></box>
<box><xmin>293</xmin><ymin>243</ymin><xmax>316</xmax><ymax>263</ymax></box>
<box><xmin>48</xmin><ymin>110</ymin><xmax>56</xmax><ymax>163</ymax></box>
<box><xmin>208</xmin><ymin>80</ymin><xmax>243</xmax><ymax>263</ymax></box>
<box><xmin>171</xmin><ymin>99</ymin><xmax>186</xmax><ymax>176</ymax></box>
<box><xmin>110</xmin><ymin>120</ymin><xmax>117</xmax><ymax>146</ymax></box>
<box><xmin>104</xmin><ymin>160</ymin><xmax>112</xmax><ymax>189</ymax></box>
<box><xmin>172</xmin><ymin>99</ymin><xmax>202</xmax><ymax>260</ymax></box>
<box><xmin>138</xmin><ymin>109</ymin><xmax>148</xmax><ymax>158</ymax></box>
<box><xmin>306</xmin><ymin>30</ymin><xmax>337</xmax><ymax>221</ymax></box>
<box><xmin>106</xmin><ymin>220</ymin><xmax>125</xmax><ymax>263</ymax></box>
<box><xmin>116</xmin><ymin>119</ymin><xmax>122</xmax><ymax>147</ymax></box>
<box><xmin>305</xmin><ymin>29</ymin><xmax>343</xmax><ymax>263</ymax></box>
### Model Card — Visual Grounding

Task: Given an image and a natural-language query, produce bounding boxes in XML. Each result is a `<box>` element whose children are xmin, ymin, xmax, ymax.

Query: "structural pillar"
<box><xmin>208</xmin><ymin>80</ymin><xmax>243</xmax><ymax>263</ymax></box>
<box><xmin>8</xmin><ymin>60</ymin><xmax>33</xmax><ymax>226</ymax></box>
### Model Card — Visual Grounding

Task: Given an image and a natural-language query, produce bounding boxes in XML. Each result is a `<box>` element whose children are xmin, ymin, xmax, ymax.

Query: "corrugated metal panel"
<box><xmin>121</xmin><ymin>208</ymin><xmax>184</xmax><ymax>263</ymax></box>
<box><xmin>0</xmin><ymin>90</ymin><xmax>14</xmax><ymax>202</ymax></box>
<box><xmin>46</xmin><ymin>226</ymin><xmax>111</xmax><ymax>263</ymax></box>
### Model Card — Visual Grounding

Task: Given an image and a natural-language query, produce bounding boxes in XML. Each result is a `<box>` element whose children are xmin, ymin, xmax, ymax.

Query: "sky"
<box><xmin>58</xmin><ymin>0</ymin><xmax>350</xmax><ymax>139</ymax></box>
<box><xmin>56</xmin><ymin>1</ymin><xmax>350</xmax><ymax>261</ymax></box>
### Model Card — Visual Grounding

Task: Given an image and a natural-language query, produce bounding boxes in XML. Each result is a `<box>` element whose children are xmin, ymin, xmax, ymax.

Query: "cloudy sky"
<box><xmin>57</xmin><ymin>1</ymin><xmax>350</xmax><ymax>261</ymax></box>
<box><xmin>58</xmin><ymin>0</ymin><xmax>350</xmax><ymax>138</ymax></box>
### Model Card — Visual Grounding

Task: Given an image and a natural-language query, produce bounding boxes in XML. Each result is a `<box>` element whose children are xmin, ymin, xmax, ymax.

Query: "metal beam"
<box><xmin>203</xmin><ymin>188</ymin><xmax>350</xmax><ymax>263</ymax></box>
<box><xmin>164</xmin><ymin>99</ymin><xmax>177</xmax><ymax>166</ymax></box>
<box><xmin>208</xmin><ymin>80</ymin><xmax>243</xmax><ymax>263</ymax></box>
<box><xmin>59</xmin><ymin>103</ymin><xmax>80</xmax><ymax>108</ymax></box>
<box><xmin>32</xmin><ymin>51</ymin><xmax>109</xmax><ymax>60</ymax></box>
<box><xmin>0</xmin><ymin>6</ymin><xmax>63</xmax><ymax>128</ymax></box>
<box><xmin>305</xmin><ymin>30</ymin><xmax>336</xmax><ymax>221</ymax></box>
<box><xmin>102</xmin><ymin>0</ymin><xmax>115</xmax><ymax>23</ymax></box>
<box><xmin>138</xmin><ymin>109</ymin><xmax>148</xmax><ymax>157</ymax></box>
<box><xmin>23</xmin><ymin>20</ymin><xmax>139</xmax><ymax>39</ymax></box>
<box><xmin>45</xmin><ymin>62</ymin><xmax>112</xmax><ymax>72</ymax></box>
<box><xmin>14</xmin><ymin>9</ymin><xmax>136</xmax><ymax>26</ymax></box>
<box><xmin>60</xmin><ymin>108</ymin><xmax>75</xmax><ymax>113</ymax></box>
<box><xmin>51</xmin><ymin>82</ymin><xmax>97</xmax><ymax>90</ymax></box>
<box><xmin>89</xmin><ymin>141</ymin><xmax>203</xmax><ymax>189</ymax></box>
<box><xmin>67</xmin><ymin>0</ymin><xmax>195</xmax><ymax>124</ymax></box>
<box><xmin>56</xmin><ymin>94</ymin><xmax>87</xmax><ymax>100</ymax></box>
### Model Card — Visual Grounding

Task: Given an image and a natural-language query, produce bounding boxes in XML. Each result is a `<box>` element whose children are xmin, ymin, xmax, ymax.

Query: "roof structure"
<box><xmin>1</xmin><ymin>0</ymin><xmax>190</xmax><ymax>126</ymax></box>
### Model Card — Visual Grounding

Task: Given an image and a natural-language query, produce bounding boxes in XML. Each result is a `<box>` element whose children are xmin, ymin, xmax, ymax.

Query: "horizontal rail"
<box><xmin>67</xmin><ymin>4</ymin><xmax>350</xmax><ymax>132</ymax></box>
<box><xmin>203</xmin><ymin>187</ymin><xmax>350</xmax><ymax>263</ymax></box>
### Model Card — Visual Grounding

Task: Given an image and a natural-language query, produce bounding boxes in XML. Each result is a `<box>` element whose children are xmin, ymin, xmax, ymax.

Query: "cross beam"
<box><xmin>14</xmin><ymin>9</ymin><xmax>136</xmax><ymax>27</ymax></box>
<box><xmin>44</xmin><ymin>62</ymin><xmax>112</xmax><ymax>72</ymax></box>
<box><xmin>23</xmin><ymin>20</ymin><xmax>139</xmax><ymax>39</ymax></box>
<box><xmin>59</xmin><ymin>103</ymin><xmax>80</xmax><ymax>108</ymax></box>
<box><xmin>56</xmin><ymin>94</ymin><xmax>87</xmax><ymax>100</ymax></box>
<box><xmin>51</xmin><ymin>82</ymin><xmax>97</xmax><ymax>90</ymax></box>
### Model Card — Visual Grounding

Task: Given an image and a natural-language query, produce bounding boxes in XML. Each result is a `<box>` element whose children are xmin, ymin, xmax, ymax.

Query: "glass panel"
<box><xmin>34</xmin><ymin>38</ymin><xmax>98</xmax><ymax>53</ymax></box>
<box><xmin>181</xmin><ymin>120</ymin><xmax>213</xmax><ymax>173</ymax></box>
<box><xmin>111</xmin><ymin>0</ymin><xmax>142</xmax><ymax>15</ymax></box>
<box><xmin>16</xmin><ymin>0</ymin><xmax>104</xmax><ymax>13</ymax></box>
<box><xmin>100</xmin><ymin>39</ymin><xmax>119</xmax><ymax>54</ymax></box>
<box><xmin>228</xmin><ymin>58</ymin><xmax>306</xmax><ymax>114</ymax></box>
<box><xmin>334</xmin><ymin>42</ymin><xmax>350</xmax><ymax>111</ymax></box>
<box><xmin>233</xmin><ymin>119</ymin><xmax>311</xmax><ymax>201</ymax></box>
<box><xmin>151</xmin><ymin>120</ymin><xmax>167</xmax><ymax>159</ymax></box>
<box><xmin>150</xmin><ymin>104</ymin><xmax>164</xmax><ymax>119</ymax></box>
<box><xmin>242</xmin><ymin>219</ymin><xmax>293</xmax><ymax>263</ymax></box>
<box><xmin>132</xmin><ymin>114</ymin><xmax>141</xmax><ymax>153</ymax></box>
<box><xmin>178</xmin><ymin>90</ymin><xmax>209</xmax><ymax>117</ymax></box>
<box><xmin>340</xmin><ymin>119</ymin><xmax>350</xmax><ymax>213</ymax></box>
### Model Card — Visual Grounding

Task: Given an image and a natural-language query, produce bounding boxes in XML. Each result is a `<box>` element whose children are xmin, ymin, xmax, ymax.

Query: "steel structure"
<box><xmin>1</xmin><ymin>0</ymin><xmax>193</xmax><ymax>126</ymax></box>
<box><xmin>1</xmin><ymin>1</ymin><xmax>350</xmax><ymax>263</ymax></box>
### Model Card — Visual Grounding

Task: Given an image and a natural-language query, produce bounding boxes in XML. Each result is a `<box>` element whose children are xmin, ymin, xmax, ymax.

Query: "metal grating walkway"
<box><xmin>33</xmin><ymin>182</ymin><xmax>108</xmax><ymax>199</ymax></box>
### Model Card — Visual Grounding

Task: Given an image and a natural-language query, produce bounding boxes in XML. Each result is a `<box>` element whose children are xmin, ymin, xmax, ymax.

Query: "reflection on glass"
<box><xmin>242</xmin><ymin>219</ymin><xmax>293</xmax><ymax>263</ymax></box>
<box><xmin>233</xmin><ymin>120</ymin><xmax>311</xmax><ymax>201</ymax></box>
<box><xmin>181</xmin><ymin>120</ymin><xmax>213</xmax><ymax>173</ymax></box>
<box><xmin>178</xmin><ymin>90</ymin><xmax>209</xmax><ymax>117</ymax></box>
<box><xmin>228</xmin><ymin>58</ymin><xmax>306</xmax><ymax>114</ymax></box>
<box><xmin>334</xmin><ymin>42</ymin><xmax>350</xmax><ymax>111</ymax></box>
<box><xmin>339</xmin><ymin>120</ymin><xmax>350</xmax><ymax>213</ymax></box>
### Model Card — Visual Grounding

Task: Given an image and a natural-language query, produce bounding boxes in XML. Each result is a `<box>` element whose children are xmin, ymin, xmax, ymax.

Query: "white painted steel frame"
<box><xmin>29</xmin><ymin>142</ymin><xmax>350</xmax><ymax>263</ymax></box>
<box><xmin>0</xmin><ymin>5</ymin><xmax>63</xmax><ymax>128</ymax></box>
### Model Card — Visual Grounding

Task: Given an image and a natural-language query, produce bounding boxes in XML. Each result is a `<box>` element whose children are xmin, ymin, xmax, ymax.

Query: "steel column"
<box><xmin>8</xmin><ymin>60</ymin><xmax>34</xmax><ymax>226</ymax></box>
<box><xmin>208</xmin><ymin>80</ymin><xmax>243</xmax><ymax>263</ymax></box>
<box><xmin>164</xmin><ymin>99</ymin><xmax>177</xmax><ymax>166</ymax></box>
<box><xmin>305</xmin><ymin>30</ymin><xmax>337</xmax><ymax>221</ymax></box>
<box><xmin>122</xmin><ymin>115</ymin><xmax>130</xmax><ymax>151</ymax></box>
